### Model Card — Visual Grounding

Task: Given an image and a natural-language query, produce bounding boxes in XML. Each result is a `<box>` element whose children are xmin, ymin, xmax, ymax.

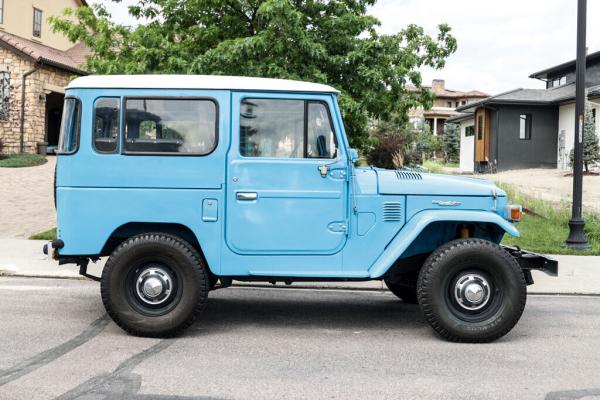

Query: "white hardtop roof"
<box><xmin>67</xmin><ymin>75</ymin><xmax>340</xmax><ymax>94</ymax></box>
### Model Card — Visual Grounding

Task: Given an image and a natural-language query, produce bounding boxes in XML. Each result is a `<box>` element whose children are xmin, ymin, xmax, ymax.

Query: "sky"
<box><xmin>88</xmin><ymin>0</ymin><xmax>600</xmax><ymax>95</ymax></box>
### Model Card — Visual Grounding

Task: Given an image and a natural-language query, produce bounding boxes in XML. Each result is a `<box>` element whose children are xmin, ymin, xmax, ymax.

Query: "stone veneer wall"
<box><xmin>0</xmin><ymin>47</ymin><xmax>74</xmax><ymax>154</ymax></box>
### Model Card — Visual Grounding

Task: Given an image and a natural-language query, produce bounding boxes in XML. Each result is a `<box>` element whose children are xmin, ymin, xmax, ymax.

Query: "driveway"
<box><xmin>0</xmin><ymin>157</ymin><xmax>56</xmax><ymax>238</ymax></box>
<box><xmin>485</xmin><ymin>168</ymin><xmax>600</xmax><ymax>213</ymax></box>
<box><xmin>1</xmin><ymin>277</ymin><xmax>600</xmax><ymax>400</ymax></box>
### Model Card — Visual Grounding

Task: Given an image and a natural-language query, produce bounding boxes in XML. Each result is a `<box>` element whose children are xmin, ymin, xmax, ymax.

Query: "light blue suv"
<box><xmin>46</xmin><ymin>75</ymin><xmax>557</xmax><ymax>342</ymax></box>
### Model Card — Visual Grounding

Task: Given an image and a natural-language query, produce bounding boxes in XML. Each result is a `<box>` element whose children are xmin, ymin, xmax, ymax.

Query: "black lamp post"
<box><xmin>565</xmin><ymin>0</ymin><xmax>591</xmax><ymax>250</ymax></box>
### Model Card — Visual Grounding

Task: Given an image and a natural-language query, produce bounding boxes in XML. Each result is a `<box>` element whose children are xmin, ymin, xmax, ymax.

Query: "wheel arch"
<box><xmin>100</xmin><ymin>222</ymin><xmax>211</xmax><ymax>270</ymax></box>
<box><xmin>369</xmin><ymin>209</ymin><xmax>520</xmax><ymax>279</ymax></box>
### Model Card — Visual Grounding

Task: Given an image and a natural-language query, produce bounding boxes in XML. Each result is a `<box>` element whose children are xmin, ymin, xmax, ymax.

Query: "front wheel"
<box><xmin>101</xmin><ymin>233</ymin><xmax>209</xmax><ymax>337</ymax></box>
<box><xmin>417</xmin><ymin>239</ymin><xmax>526</xmax><ymax>343</ymax></box>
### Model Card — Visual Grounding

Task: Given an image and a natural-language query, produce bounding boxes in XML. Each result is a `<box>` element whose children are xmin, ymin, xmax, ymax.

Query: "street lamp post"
<box><xmin>565</xmin><ymin>0</ymin><xmax>591</xmax><ymax>250</ymax></box>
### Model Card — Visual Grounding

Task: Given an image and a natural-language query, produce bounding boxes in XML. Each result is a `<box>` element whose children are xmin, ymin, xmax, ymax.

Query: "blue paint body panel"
<box><xmin>56</xmin><ymin>84</ymin><xmax>520</xmax><ymax>280</ymax></box>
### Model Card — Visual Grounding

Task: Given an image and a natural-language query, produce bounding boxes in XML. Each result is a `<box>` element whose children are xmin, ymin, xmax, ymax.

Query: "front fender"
<box><xmin>368</xmin><ymin>209</ymin><xmax>520</xmax><ymax>278</ymax></box>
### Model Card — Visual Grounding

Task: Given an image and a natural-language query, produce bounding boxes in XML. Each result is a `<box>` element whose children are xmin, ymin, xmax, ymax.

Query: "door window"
<box><xmin>307</xmin><ymin>102</ymin><xmax>337</xmax><ymax>158</ymax></box>
<box><xmin>240</xmin><ymin>99</ymin><xmax>337</xmax><ymax>159</ymax></box>
<box><xmin>240</xmin><ymin>99</ymin><xmax>304</xmax><ymax>158</ymax></box>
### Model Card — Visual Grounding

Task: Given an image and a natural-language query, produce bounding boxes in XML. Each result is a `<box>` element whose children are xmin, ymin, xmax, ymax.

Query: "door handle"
<box><xmin>236</xmin><ymin>192</ymin><xmax>258</xmax><ymax>201</ymax></box>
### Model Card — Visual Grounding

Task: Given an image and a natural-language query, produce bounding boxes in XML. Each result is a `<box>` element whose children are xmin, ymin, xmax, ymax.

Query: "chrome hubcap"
<box><xmin>454</xmin><ymin>273</ymin><xmax>491</xmax><ymax>311</ymax></box>
<box><xmin>135</xmin><ymin>266</ymin><xmax>173</xmax><ymax>306</ymax></box>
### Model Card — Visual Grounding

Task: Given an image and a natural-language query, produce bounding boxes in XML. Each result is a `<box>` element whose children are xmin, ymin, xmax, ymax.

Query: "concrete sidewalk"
<box><xmin>1</xmin><ymin>239</ymin><xmax>598</xmax><ymax>294</ymax></box>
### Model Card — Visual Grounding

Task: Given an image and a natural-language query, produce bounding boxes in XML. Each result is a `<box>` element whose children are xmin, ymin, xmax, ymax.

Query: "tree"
<box><xmin>366</xmin><ymin>120</ymin><xmax>440</xmax><ymax>168</ymax></box>
<box><xmin>51</xmin><ymin>0</ymin><xmax>457</xmax><ymax>151</ymax></box>
<box><xmin>582</xmin><ymin>106</ymin><xmax>600</xmax><ymax>172</ymax></box>
<box><xmin>442</xmin><ymin>122</ymin><xmax>460</xmax><ymax>163</ymax></box>
<box><xmin>570</xmin><ymin>104</ymin><xmax>600</xmax><ymax>172</ymax></box>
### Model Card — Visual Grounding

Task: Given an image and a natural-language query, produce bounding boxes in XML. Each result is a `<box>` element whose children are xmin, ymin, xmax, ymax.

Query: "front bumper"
<box><xmin>502</xmin><ymin>245</ymin><xmax>559</xmax><ymax>277</ymax></box>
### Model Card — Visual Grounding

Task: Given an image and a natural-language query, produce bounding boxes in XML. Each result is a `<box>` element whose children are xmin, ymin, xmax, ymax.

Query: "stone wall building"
<box><xmin>0</xmin><ymin>0</ymin><xmax>88</xmax><ymax>154</ymax></box>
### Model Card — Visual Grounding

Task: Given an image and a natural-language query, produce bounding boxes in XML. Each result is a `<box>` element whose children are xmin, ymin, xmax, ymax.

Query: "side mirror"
<box><xmin>349</xmin><ymin>148</ymin><xmax>359</xmax><ymax>163</ymax></box>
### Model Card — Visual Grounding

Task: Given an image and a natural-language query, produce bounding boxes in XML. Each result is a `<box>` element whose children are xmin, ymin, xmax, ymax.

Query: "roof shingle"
<box><xmin>0</xmin><ymin>31</ymin><xmax>88</xmax><ymax>74</ymax></box>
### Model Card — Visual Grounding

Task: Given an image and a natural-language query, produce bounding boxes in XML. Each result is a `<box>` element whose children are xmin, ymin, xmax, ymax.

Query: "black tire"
<box><xmin>101</xmin><ymin>233</ymin><xmax>209</xmax><ymax>337</ymax></box>
<box><xmin>384</xmin><ymin>273</ymin><xmax>418</xmax><ymax>304</ymax></box>
<box><xmin>417</xmin><ymin>238</ymin><xmax>526</xmax><ymax>343</ymax></box>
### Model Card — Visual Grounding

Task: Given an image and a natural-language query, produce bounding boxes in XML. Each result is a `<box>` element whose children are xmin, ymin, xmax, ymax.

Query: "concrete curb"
<box><xmin>1</xmin><ymin>239</ymin><xmax>599</xmax><ymax>295</ymax></box>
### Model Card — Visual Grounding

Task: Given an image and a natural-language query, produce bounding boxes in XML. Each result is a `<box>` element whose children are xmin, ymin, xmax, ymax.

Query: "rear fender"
<box><xmin>368</xmin><ymin>210</ymin><xmax>520</xmax><ymax>278</ymax></box>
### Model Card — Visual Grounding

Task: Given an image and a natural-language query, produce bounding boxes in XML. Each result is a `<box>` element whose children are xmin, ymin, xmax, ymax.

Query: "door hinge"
<box><xmin>329</xmin><ymin>169</ymin><xmax>348</xmax><ymax>180</ymax></box>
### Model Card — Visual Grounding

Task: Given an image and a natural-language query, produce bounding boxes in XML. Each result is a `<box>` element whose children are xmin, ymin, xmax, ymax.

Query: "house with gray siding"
<box><xmin>450</xmin><ymin>51</ymin><xmax>600</xmax><ymax>173</ymax></box>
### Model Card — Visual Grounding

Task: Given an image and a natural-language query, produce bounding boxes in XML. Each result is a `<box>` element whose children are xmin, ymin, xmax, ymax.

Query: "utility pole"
<box><xmin>565</xmin><ymin>0</ymin><xmax>590</xmax><ymax>250</ymax></box>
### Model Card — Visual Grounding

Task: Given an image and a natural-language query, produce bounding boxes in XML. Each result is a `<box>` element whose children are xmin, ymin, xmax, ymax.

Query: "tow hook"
<box><xmin>42</xmin><ymin>239</ymin><xmax>64</xmax><ymax>260</ymax></box>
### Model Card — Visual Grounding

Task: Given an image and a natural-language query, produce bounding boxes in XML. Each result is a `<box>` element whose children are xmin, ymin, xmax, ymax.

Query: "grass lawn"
<box><xmin>29</xmin><ymin>228</ymin><xmax>57</xmax><ymax>241</ymax></box>
<box><xmin>0</xmin><ymin>153</ymin><xmax>47</xmax><ymax>168</ymax></box>
<box><xmin>498</xmin><ymin>183</ymin><xmax>600</xmax><ymax>255</ymax></box>
<box><xmin>423</xmin><ymin>160</ymin><xmax>459</xmax><ymax>174</ymax></box>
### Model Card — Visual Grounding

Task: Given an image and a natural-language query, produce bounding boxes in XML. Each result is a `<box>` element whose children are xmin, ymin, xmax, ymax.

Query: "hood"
<box><xmin>373</xmin><ymin>169</ymin><xmax>505</xmax><ymax>197</ymax></box>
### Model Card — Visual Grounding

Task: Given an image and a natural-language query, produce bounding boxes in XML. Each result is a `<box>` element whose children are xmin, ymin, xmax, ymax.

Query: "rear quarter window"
<box><xmin>57</xmin><ymin>97</ymin><xmax>81</xmax><ymax>154</ymax></box>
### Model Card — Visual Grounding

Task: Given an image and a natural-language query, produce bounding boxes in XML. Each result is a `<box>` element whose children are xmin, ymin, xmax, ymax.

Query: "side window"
<box><xmin>307</xmin><ymin>102</ymin><xmax>337</xmax><ymax>158</ymax></box>
<box><xmin>33</xmin><ymin>8</ymin><xmax>42</xmax><ymax>38</ymax></box>
<box><xmin>57</xmin><ymin>98</ymin><xmax>81</xmax><ymax>154</ymax></box>
<box><xmin>240</xmin><ymin>99</ymin><xmax>304</xmax><ymax>158</ymax></box>
<box><xmin>477</xmin><ymin>115</ymin><xmax>484</xmax><ymax>140</ymax></box>
<box><xmin>465</xmin><ymin>125</ymin><xmax>475</xmax><ymax>137</ymax></box>
<box><xmin>240</xmin><ymin>98</ymin><xmax>337</xmax><ymax>159</ymax></box>
<box><xmin>124</xmin><ymin>98</ymin><xmax>217</xmax><ymax>154</ymax></box>
<box><xmin>519</xmin><ymin>114</ymin><xmax>532</xmax><ymax>140</ymax></box>
<box><xmin>93</xmin><ymin>97</ymin><xmax>120</xmax><ymax>153</ymax></box>
<box><xmin>0</xmin><ymin>71</ymin><xmax>9</xmax><ymax>120</ymax></box>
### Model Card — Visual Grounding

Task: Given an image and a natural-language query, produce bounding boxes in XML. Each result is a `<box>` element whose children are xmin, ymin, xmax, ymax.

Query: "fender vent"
<box><xmin>394</xmin><ymin>170</ymin><xmax>423</xmax><ymax>180</ymax></box>
<box><xmin>383</xmin><ymin>202</ymin><xmax>402</xmax><ymax>221</ymax></box>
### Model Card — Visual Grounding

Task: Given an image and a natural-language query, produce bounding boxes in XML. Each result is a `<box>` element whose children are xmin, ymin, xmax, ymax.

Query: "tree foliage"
<box><xmin>366</xmin><ymin>120</ymin><xmax>439</xmax><ymax>169</ymax></box>
<box><xmin>582</xmin><ymin>105</ymin><xmax>600</xmax><ymax>172</ymax></box>
<box><xmin>51</xmin><ymin>0</ymin><xmax>457</xmax><ymax>151</ymax></box>
<box><xmin>442</xmin><ymin>122</ymin><xmax>460</xmax><ymax>163</ymax></box>
<box><xmin>569</xmin><ymin>104</ymin><xmax>600</xmax><ymax>172</ymax></box>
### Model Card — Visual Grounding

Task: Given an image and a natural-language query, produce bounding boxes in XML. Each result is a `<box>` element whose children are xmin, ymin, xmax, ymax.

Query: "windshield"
<box><xmin>57</xmin><ymin>97</ymin><xmax>81</xmax><ymax>154</ymax></box>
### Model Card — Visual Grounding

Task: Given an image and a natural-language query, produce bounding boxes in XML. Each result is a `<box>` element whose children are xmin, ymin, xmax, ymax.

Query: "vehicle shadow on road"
<box><xmin>185</xmin><ymin>287</ymin><xmax>427</xmax><ymax>336</ymax></box>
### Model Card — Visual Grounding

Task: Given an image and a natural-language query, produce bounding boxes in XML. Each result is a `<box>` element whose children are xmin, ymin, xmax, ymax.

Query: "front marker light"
<box><xmin>505</xmin><ymin>205</ymin><xmax>523</xmax><ymax>222</ymax></box>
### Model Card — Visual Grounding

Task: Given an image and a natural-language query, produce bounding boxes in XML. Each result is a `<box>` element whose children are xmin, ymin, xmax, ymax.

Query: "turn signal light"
<box><xmin>505</xmin><ymin>205</ymin><xmax>523</xmax><ymax>222</ymax></box>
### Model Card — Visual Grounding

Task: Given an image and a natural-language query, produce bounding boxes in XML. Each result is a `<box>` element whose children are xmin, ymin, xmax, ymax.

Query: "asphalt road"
<box><xmin>1</xmin><ymin>277</ymin><xmax>600</xmax><ymax>400</ymax></box>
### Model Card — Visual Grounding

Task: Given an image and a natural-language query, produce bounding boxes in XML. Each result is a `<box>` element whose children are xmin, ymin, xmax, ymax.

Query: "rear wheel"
<box><xmin>101</xmin><ymin>233</ymin><xmax>209</xmax><ymax>337</ymax></box>
<box><xmin>417</xmin><ymin>239</ymin><xmax>526</xmax><ymax>343</ymax></box>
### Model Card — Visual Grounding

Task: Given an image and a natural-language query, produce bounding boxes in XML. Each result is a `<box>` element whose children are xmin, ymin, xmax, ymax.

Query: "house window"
<box><xmin>455</xmin><ymin>101</ymin><xmax>459</xmax><ymax>108</ymax></box>
<box><xmin>461</xmin><ymin>100</ymin><xmax>467</xmax><ymax>105</ymax></box>
<box><xmin>447</xmin><ymin>101</ymin><xmax>452</xmax><ymax>108</ymax></box>
<box><xmin>0</xmin><ymin>71</ymin><xmax>9</xmax><ymax>120</ymax></box>
<box><xmin>549</xmin><ymin>76</ymin><xmax>567</xmax><ymax>88</ymax></box>
<box><xmin>0</xmin><ymin>0</ymin><xmax>4</xmax><ymax>24</ymax></box>
<box><xmin>519</xmin><ymin>114</ymin><xmax>532</xmax><ymax>140</ymax></box>
<box><xmin>33</xmin><ymin>8</ymin><xmax>42</xmax><ymax>38</ymax></box>
<box><xmin>477</xmin><ymin>115</ymin><xmax>484</xmax><ymax>140</ymax></box>
<box><xmin>465</xmin><ymin>125</ymin><xmax>475</xmax><ymax>137</ymax></box>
